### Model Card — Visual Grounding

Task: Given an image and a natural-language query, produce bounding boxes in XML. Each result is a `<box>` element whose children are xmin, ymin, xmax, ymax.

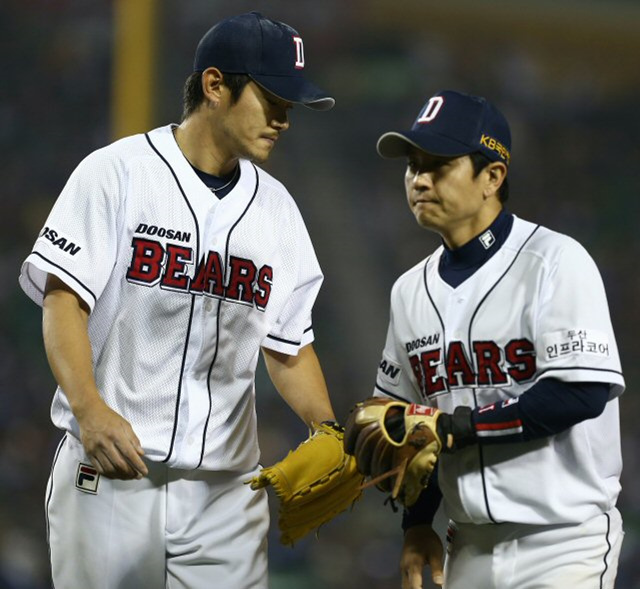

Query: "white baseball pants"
<box><xmin>46</xmin><ymin>434</ymin><xmax>269</xmax><ymax>589</ymax></box>
<box><xmin>444</xmin><ymin>508</ymin><xmax>623</xmax><ymax>589</ymax></box>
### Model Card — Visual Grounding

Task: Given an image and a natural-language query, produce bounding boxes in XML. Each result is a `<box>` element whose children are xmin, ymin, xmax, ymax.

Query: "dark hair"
<box><xmin>181</xmin><ymin>72</ymin><xmax>252</xmax><ymax>121</ymax></box>
<box><xmin>468</xmin><ymin>152</ymin><xmax>509</xmax><ymax>203</ymax></box>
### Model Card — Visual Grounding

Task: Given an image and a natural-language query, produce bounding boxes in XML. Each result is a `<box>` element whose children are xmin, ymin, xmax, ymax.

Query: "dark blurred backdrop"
<box><xmin>2</xmin><ymin>1</ymin><xmax>639</xmax><ymax>587</ymax></box>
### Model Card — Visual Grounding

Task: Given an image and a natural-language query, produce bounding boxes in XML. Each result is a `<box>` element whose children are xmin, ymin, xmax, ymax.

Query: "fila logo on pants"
<box><xmin>126</xmin><ymin>238</ymin><xmax>273</xmax><ymax>311</ymax></box>
<box><xmin>76</xmin><ymin>463</ymin><xmax>100</xmax><ymax>494</ymax></box>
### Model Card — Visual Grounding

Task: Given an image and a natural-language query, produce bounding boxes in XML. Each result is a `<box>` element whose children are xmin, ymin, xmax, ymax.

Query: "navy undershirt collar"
<box><xmin>439</xmin><ymin>209</ymin><xmax>514</xmax><ymax>288</ymax></box>
<box><xmin>191</xmin><ymin>164</ymin><xmax>240</xmax><ymax>199</ymax></box>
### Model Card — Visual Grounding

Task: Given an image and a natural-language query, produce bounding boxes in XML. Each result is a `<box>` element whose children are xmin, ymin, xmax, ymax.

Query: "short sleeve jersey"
<box><xmin>19</xmin><ymin>125</ymin><xmax>324</xmax><ymax>472</ymax></box>
<box><xmin>374</xmin><ymin>216</ymin><xmax>624</xmax><ymax>525</ymax></box>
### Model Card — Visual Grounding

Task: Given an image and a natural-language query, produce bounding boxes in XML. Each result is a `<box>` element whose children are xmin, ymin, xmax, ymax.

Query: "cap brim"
<box><xmin>377</xmin><ymin>131</ymin><xmax>474</xmax><ymax>159</ymax></box>
<box><xmin>251</xmin><ymin>74</ymin><xmax>335</xmax><ymax>111</ymax></box>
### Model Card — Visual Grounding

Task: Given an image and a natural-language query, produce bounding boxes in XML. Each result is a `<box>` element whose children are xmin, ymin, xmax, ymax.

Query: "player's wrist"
<box><xmin>69</xmin><ymin>389</ymin><xmax>107</xmax><ymax>421</ymax></box>
<box><xmin>436</xmin><ymin>406</ymin><xmax>476</xmax><ymax>453</ymax></box>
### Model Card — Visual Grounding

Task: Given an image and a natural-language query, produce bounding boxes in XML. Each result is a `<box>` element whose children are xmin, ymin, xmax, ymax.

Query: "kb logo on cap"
<box><xmin>293</xmin><ymin>36</ymin><xmax>305</xmax><ymax>69</ymax></box>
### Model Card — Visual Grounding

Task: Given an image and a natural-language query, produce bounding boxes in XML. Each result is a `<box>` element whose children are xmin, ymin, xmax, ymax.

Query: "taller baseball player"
<box><xmin>345</xmin><ymin>90</ymin><xmax>625</xmax><ymax>589</ymax></box>
<box><xmin>18</xmin><ymin>12</ymin><xmax>348</xmax><ymax>589</ymax></box>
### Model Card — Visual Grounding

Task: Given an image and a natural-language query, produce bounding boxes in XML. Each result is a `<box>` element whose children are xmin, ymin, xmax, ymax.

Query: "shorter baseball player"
<box><xmin>19</xmin><ymin>12</ymin><xmax>359</xmax><ymax>589</ymax></box>
<box><xmin>346</xmin><ymin>90</ymin><xmax>624</xmax><ymax>589</ymax></box>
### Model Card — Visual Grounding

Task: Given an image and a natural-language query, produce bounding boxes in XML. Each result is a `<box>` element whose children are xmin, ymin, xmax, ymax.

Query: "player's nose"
<box><xmin>410</xmin><ymin>169</ymin><xmax>434</xmax><ymax>189</ymax></box>
<box><xmin>270</xmin><ymin>104</ymin><xmax>291</xmax><ymax>131</ymax></box>
<box><xmin>272</xmin><ymin>114</ymin><xmax>289</xmax><ymax>132</ymax></box>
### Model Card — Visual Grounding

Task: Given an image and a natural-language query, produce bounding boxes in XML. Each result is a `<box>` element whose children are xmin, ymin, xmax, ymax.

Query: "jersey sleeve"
<box><xmin>535</xmin><ymin>238</ymin><xmax>624</xmax><ymax>398</ymax></box>
<box><xmin>262</xmin><ymin>208</ymin><xmax>323</xmax><ymax>356</ymax></box>
<box><xmin>373</xmin><ymin>283</ymin><xmax>424</xmax><ymax>402</ymax></box>
<box><xmin>19</xmin><ymin>149</ymin><xmax>123</xmax><ymax>312</ymax></box>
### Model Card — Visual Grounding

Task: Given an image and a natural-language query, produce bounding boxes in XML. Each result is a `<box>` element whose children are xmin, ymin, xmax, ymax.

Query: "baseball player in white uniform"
<box><xmin>19</xmin><ymin>12</ymin><xmax>338</xmax><ymax>589</ymax></box>
<box><xmin>371</xmin><ymin>90</ymin><xmax>624</xmax><ymax>588</ymax></box>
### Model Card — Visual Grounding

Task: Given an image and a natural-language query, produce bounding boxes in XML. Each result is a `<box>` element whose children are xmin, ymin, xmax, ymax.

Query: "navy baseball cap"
<box><xmin>377</xmin><ymin>90</ymin><xmax>511</xmax><ymax>165</ymax></box>
<box><xmin>193</xmin><ymin>12</ymin><xmax>334</xmax><ymax>111</ymax></box>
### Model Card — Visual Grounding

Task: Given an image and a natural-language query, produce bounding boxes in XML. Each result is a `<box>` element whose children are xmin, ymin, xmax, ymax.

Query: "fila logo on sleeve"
<box><xmin>293</xmin><ymin>36</ymin><xmax>305</xmax><ymax>69</ymax></box>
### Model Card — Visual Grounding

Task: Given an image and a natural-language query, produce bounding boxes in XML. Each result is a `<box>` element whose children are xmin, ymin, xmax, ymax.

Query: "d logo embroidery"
<box><xmin>417</xmin><ymin>96</ymin><xmax>444</xmax><ymax>123</ymax></box>
<box><xmin>293</xmin><ymin>36</ymin><xmax>305</xmax><ymax>69</ymax></box>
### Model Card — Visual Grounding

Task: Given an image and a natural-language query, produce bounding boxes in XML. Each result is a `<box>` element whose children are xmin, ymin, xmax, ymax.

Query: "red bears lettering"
<box><xmin>410</xmin><ymin>339</ymin><xmax>536</xmax><ymax>397</ymax></box>
<box><xmin>126</xmin><ymin>238</ymin><xmax>164</xmax><ymax>285</ymax></box>
<box><xmin>126</xmin><ymin>237</ymin><xmax>272</xmax><ymax>310</ymax></box>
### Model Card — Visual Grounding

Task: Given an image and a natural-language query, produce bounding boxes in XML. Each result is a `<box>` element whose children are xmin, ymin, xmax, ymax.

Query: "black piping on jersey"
<box><xmin>198</xmin><ymin>163</ymin><xmax>261</xmax><ymax>469</ymax></box>
<box><xmin>599</xmin><ymin>512</ymin><xmax>612</xmax><ymax>588</ymax></box>
<box><xmin>266</xmin><ymin>318</ymin><xmax>313</xmax><ymax>346</ymax></box>
<box><xmin>46</xmin><ymin>433</ymin><xmax>67</xmax><ymax>589</ymax></box>
<box><xmin>422</xmin><ymin>254</ymin><xmax>449</xmax><ymax>403</ymax></box>
<box><xmin>266</xmin><ymin>333</ymin><xmax>301</xmax><ymax>346</ymax></box>
<box><xmin>29</xmin><ymin>251</ymin><xmax>97</xmax><ymax>307</ymax></box>
<box><xmin>466</xmin><ymin>223</ymin><xmax>541</xmax><ymax>523</ymax></box>
<box><xmin>145</xmin><ymin>133</ymin><xmax>201</xmax><ymax>465</ymax></box>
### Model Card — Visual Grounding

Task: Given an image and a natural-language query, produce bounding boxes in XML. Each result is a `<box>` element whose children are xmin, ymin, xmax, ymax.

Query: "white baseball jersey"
<box><xmin>375</xmin><ymin>216</ymin><xmax>624</xmax><ymax>525</ymax></box>
<box><xmin>20</xmin><ymin>124</ymin><xmax>323</xmax><ymax>472</ymax></box>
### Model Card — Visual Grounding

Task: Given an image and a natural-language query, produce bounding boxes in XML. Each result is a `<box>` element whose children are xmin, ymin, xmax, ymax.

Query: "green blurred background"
<box><xmin>2</xmin><ymin>0</ymin><xmax>639</xmax><ymax>587</ymax></box>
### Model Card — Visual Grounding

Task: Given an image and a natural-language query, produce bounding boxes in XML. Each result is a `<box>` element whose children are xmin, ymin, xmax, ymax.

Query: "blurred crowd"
<box><xmin>1</xmin><ymin>1</ymin><xmax>639</xmax><ymax>588</ymax></box>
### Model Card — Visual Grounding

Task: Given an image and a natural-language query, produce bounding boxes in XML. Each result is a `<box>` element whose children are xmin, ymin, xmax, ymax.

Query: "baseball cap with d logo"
<box><xmin>377</xmin><ymin>90</ymin><xmax>511</xmax><ymax>164</ymax></box>
<box><xmin>194</xmin><ymin>11</ymin><xmax>334</xmax><ymax>111</ymax></box>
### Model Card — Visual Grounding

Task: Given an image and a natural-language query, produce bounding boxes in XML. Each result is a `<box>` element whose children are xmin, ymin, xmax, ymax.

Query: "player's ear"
<box><xmin>483</xmin><ymin>162</ymin><xmax>507</xmax><ymax>199</ymax></box>
<box><xmin>200</xmin><ymin>67</ymin><xmax>224</xmax><ymax>108</ymax></box>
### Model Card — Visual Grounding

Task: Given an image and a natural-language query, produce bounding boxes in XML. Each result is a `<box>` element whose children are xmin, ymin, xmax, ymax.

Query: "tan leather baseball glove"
<box><xmin>343</xmin><ymin>398</ymin><xmax>445</xmax><ymax>507</ymax></box>
<box><xmin>248</xmin><ymin>421</ymin><xmax>364</xmax><ymax>546</ymax></box>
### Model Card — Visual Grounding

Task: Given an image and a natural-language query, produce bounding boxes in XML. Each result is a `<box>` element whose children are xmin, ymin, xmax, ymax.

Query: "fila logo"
<box><xmin>479</xmin><ymin>230</ymin><xmax>495</xmax><ymax>249</ymax></box>
<box><xmin>76</xmin><ymin>463</ymin><xmax>100</xmax><ymax>494</ymax></box>
<box><xmin>417</xmin><ymin>96</ymin><xmax>444</xmax><ymax>124</ymax></box>
<box><xmin>293</xmin><ymin>36</ymin><xmax>305</xmax><ymax>69</ymax></box>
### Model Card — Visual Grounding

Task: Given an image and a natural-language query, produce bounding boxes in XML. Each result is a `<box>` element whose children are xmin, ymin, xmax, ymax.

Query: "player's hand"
<box><xmin>401</xmin><ymin>524</ymin><xmax>445</xmax><ymax>589</ymax></box>
<box><xmin>75</xmin><ymin>398</ymin><xmax>148</xmax><ymax>480</ymax></box>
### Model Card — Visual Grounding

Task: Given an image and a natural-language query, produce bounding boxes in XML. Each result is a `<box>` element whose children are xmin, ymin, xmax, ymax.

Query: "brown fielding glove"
<box><xmin>344</xmin><ymin>398</ymin><xmax>444</xmax><ymax>507</ymax></box>
<box><xmin>248</xmin><ymin>421</ymin><xmax>364</xmax><ymax>546</ymax></box>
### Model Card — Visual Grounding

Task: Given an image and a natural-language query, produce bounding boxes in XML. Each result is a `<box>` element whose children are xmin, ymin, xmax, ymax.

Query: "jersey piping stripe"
<box><xmin>198</xmin><ymin>163</ymin><xmax>260</xmax><ymax>469</ymax></box>
<box><xmin>266</xmin><ymin>333</ymin><xmax>302</xmax><ymax>345</ymax></box>
<box><xmin>145</xmin><ymin>133</ymin><xmax>201</xmax><ymax>465</ymax></box>
<box><xmin>29</xmin><ymin>251</ymin><xmax>97</xmax><ymax>306</ymax></box>
<box><xmin>467</xmin><ymin>223</ymin><xmax>541</xmax><ymax>524</ymax></box>
<box><xmin>45</xmin><ymin>434</ymin><xmax>67</xmax><ymax>575</ymax></box>
<box><xmin>599</xmin><ymin>512</ymin><xmax>612</xmax><ymax>588</ymax></box>
<box><xmin>422</xmin><ymin>254</ymin><xmax>448</xmax><ymax>392</ymax></box>
<box><xmin>266</xmin><ymin>324</ymin><xmax>312</xmax><ymax>346</ymax></box>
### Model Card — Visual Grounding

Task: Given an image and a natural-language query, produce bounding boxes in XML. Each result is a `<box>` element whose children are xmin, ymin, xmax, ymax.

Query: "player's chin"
<box><xmin>413</xmin><ymin>210</ymin><xmax>437</xmax><ymax>229</ymax></box>
<box><xmin>247</xmin><ymin>145</ymin><xmax>273</xmax><ymax>164</ymax></box>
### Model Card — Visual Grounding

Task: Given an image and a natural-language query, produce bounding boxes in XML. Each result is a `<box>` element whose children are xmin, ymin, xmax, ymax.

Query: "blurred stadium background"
<box><xmin>2</xmin><ymin>0</ymin><xmax>639</xmax><ymax>587</ymax></box>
